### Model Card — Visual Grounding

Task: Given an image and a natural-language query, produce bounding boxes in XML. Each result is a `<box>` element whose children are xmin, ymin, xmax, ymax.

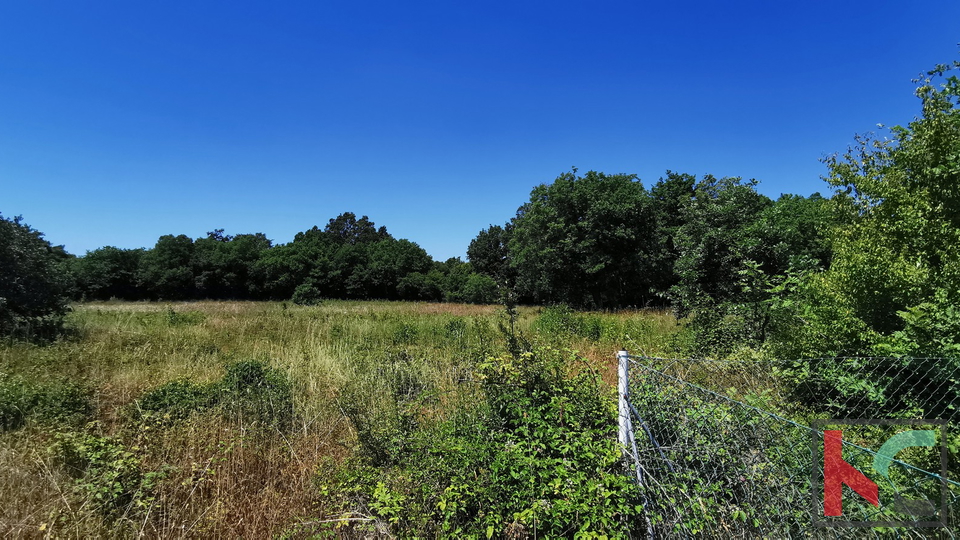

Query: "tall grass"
<box><xmin>0</xmin><ymin>300</ymin><xmax>679</xmax><ymax>537</ymax></box>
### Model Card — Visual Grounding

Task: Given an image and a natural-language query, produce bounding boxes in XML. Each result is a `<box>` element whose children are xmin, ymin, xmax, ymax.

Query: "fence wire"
<box><xmin>621</xmin><ymin>354</ymin><xmax>960</xmax><ymax>539</ymax></box>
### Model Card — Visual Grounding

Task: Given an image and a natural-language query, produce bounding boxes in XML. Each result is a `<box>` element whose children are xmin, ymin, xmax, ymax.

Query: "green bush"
<box><xmin>0</xmin><ymin>373</ymin><xmax>92</xmax><ymax>430</ymax></box>
<box><xmin>133</xmin><ymin>359</ymin><xmax>294</xmax><ymax>430</ymax></box>
<box><xmin>53</xmin><ymin>428</ymin><xmax>167</xmax><ymax>515</ymax></box>
<box><xmin>627</xmin><ymin>372</ymin><xmax>811</xmax><ymax>536</ymax></box>
<box><xmin>165</xmin><ymin>308</ymin><xmax>205</xmax><ymax>326</ymax></box>
<box><xmin>391</xmin><ymin>322</ymin><xmax>419</xmax><ymax>345</ymax></box>
<box><xmin>135</xmin><ymin>308</ymin><xmax>206</xmax><ymax>329</ymax></box>
<box><xmin>0</xmin><ymin>213</ymin><xmax>70</xmax><ymax>341</ymax></box>
<box><xmin>136</xmin><ymin>379</ymin><xmax>211</xmax><ymax>421</ymax></box>
<box><xmin>291</xmin><ymin>283</ymin><xmax>324</xmax><ymax>305</ymax></box>
<box><xmin>330</xmin><ymin>347</ymin><xmax>643</xmax><ymax>537</ymax></box>
<box><xmin>215</xmin><ymin>359</ymin><xmax>294</xmax><ymax>430</ymax></box>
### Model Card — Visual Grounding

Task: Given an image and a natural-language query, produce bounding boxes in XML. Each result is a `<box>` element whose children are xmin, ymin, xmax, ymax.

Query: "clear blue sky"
<box><xmin>2</xmin><ymin>1</ymin><xmax>959</xmax><ymax>261</ymax></box>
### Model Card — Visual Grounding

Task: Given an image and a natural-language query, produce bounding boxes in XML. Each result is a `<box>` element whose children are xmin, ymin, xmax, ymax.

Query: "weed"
<box><xmin>53</xmin><ymin>426</ymin><xmax>167</xmax><ymax>516</ymax></box>
<box><xmin>0</xmin><ymin>373</ymin><xmax>92</xmax><ymax>430</ymax></box>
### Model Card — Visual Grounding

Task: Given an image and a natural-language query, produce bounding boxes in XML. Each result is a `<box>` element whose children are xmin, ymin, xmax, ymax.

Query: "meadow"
<box><xmin>0</xmin><ymin>300</ymin><xmax>678</xmax><ymax>538</ymax></box>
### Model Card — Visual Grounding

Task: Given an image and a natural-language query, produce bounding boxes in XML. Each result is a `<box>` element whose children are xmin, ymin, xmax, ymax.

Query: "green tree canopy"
<box><xmin>777</xmin><ymin>59</ymin><xmax>960</xmax><ymax>357</ymax></box>
<box><xmin>138</xmin><ymin>234</ymin><xmax>196</xmax><ymax>300</ymax></box>
<box><xmin>0</xmin><ymin>213</ymin><xmax>70</xmax><ymax>339</ymax></box>
<box><xmin>508</xmin><ymin>170</ymin><xmax>658</xmax><ymax>308</ymax></box>
<box><xmin>72</xmin><ymin>246</ymin><xmax>145</xmax><ymax>300</ymax></box>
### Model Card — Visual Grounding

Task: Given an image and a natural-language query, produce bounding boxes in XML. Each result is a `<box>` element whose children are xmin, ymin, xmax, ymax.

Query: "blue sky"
<box><xmin>2</xmin><ymin>1</ymin><xmax>959</xmax><ymax>261</ymax></box>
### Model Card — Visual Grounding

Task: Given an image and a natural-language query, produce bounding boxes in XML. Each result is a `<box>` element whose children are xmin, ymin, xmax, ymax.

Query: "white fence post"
<box><xmin>617</xmin><ymin>350</ymin><xmax>630</xmax><ymax>452</ymax></box>
<box><xmin>618</xmin><ymin>350</ymin><xmax>655</xmax><ymax>539</ymax></box>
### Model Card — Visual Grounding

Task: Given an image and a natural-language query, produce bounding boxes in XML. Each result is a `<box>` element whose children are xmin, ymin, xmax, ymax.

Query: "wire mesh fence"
<box><xmin>619</xmin><ymin>352</ymin><xmax>960</xmax><ymax>538</ymax></box>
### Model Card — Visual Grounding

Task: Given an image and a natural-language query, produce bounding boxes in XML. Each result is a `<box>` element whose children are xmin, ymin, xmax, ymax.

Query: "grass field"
<box><xmin>0</xmin><ymin>300</ymin><xmax>679</xmax><ymax>538</ymax></box>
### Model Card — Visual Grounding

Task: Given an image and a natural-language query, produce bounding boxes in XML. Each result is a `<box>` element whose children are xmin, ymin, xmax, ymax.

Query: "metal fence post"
<box><xmin>618</xmin><ymin>349</ymin><xmax>630</xmax><ymax>452</ymax></box>
<box><xmin>619</xmin><ymin>350</ymin><xmax>656</xmax><ymax>539</ymax></box>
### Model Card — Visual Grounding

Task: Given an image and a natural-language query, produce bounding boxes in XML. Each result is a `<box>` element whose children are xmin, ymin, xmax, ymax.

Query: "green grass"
<box><xmin>0</xmin><ymin>300</ymin><xmax>680</xmax><ymax>537</ymax></box>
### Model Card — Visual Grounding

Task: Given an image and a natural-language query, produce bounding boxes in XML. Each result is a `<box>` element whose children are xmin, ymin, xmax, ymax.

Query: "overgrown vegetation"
<box><xmin>3</xmin><ymin>54</ymin><xmax>960</xmax><ymax>538</ymax></box>
<box><xmin>0</xmin><ymin>300</ymin><xmax>676</xmax><ymax>537</ymax></box>
<box><xmin>135</xmin><ymin>359</ymin><xmax>293</xmax><ymax>430</ymax></box>
<box><xmin>0</xmin><ymin>213</ymin><xmax>71</xmax><ymax>341</ymax></box>
<box><xmin>0</xmin><ymin>373</ymin><xmax>91</xmax><ymax>430</ymax></box>
<box><xmin>326</xmin><ymin>346</ymin><xmax>642</xmax><ymax>538</ymax></box>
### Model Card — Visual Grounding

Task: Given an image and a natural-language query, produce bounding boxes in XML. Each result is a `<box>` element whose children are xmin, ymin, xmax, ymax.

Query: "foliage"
<box><xmin>533</xmin><ymin>305</ymin><xmax>606</xmax><ymax>342</ymax></box>
<box><xmin>508</xmin><ymin>170</ymin><xmax>659</xmax><ymax>308</ymax></box>
<box><xmin>136</xmin><ymin>379</ymin><xmax>211</xmax><ymax>422</ymax></box>
<box><xmin>330</xmin><ymin>346</ymin><xmax>643</xmax><ymax>537</ymax></box>
<box><xmin>647</xmin><ymin>171</ymin><xmax>696</xmax><ymax>300</ymax></box>
<box><xmin>192</xmin><ymin>230</ymin><xmax>272</xmax><ymax>299</ymax></box>
<box><xmin>627</xmin><ymin>363</ymin><xmax>812</xmax><ymax>536</ymax></box>
<box><xmin>338</xmin><ymin>350</ymin><xmax>432</xmax><ymax>466</ymax></box>
<box><xmin>137</xmin><ymin>234</ymin><xmax>196</xmax><ymax>300</ymax></box>
<box><xmin>215</xmin><ymin>359</ymin><xmax>294</xmax><ymax>430</ymax></box>
<box><xmin>57</xmin><ymin>211</ymin><xmax>497</xmax><ymax>304</ymax></box>
<box><xmin>777</xmin><ymin>60</ymin><xmax>960</xmax><ymax>357</ymax></box>
<box><xmin>0</xmin><ymin>213</ymin><xmax>70</xmax><ymax>340</ymax></box>
<box><xmin>467</xmin><ymin>223</ymin><xmax>515</xmax><ymax>299</ymax></box>
<box><xmin>765</xmin><ymin>58</ymin><xmax>960</xmax><ymax>416</ymax></box>
<box><xmin>53</xmin><ymin>427</ymin><xmax>167</xmax><ymax>515</ymax></box>
<box><xmin>670</xmin><ymin>175</ymin><xmax>772</xmax><ymax>318</ymax></box>
<box><xmin>397</xmin><ymin>270</ymin><xmax>444</xmax><ymax>301</ymax></box>
<box><xmin>134</xmin><ymin>359</ymin><xmax>293</xmax><ymax>430</ymax></box>
<box><xmin>71</xmin><ymin>246</ymin><xmax>145</xmax><ymax>300</ymax></box>
<box><xmin>661</xmin><ymin>176</ymin><xmax>832</xmax><ymax>357</ymax></box>
<box><xmin>291</xmin><ymin>282</ymin><xmax>324</xmax><ymax>305</ymax></box>
<box><xmin>0</xmin><ymin>373</ymin><xmax>92</xmax><ymax>430</ymax></box>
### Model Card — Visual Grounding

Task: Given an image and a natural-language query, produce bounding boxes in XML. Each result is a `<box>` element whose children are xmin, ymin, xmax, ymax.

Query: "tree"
<box><xmin>766</xmin><ymin>59</ymin><xmax>960</xmax><ymax>419</ymax></box>
<box><xmin>0</xmin><ymin>213</ymin><xmax>70</xmax><ymax>339</ymax></box>
<box><xmin>397</xmin><ymin>271</ymin><xmax>443</xmax><ymax>301</ymax></box>
<box><xmin>323</xmin><ymin>212</ymin><xmax>391</xmax><ymax>245</ymax></box>
<box><xmin>72</xmin><ymin>246</ymin><xmax>145</xmax><ymax>300</ymax></box>
<box><xmin>778</xmin><ymin>59</ymin><xmax>960</xmax><ymax>357</ymax></box>
<box><xmin>508</xmin><ymin>170</ymin><xmax>659</xmax><ymax>308</ymax></box>
<box><xmin>648</xmin><ymin>171</ymin><xmax>696</xmax><ymax>299</ymax></box>
<box><xmin>753</xmin><ymin>193</ymin><xmax>831</xmax><ymax>275</ymax></box>
<box><xmin>360</xmin><ymin>239</ymin><xmax>433</xmax><ymax>299</ymax></box>
<box><xmin>670</xmin><ymin>175</ymin><xmax>772</xmax><ymax>317</ymax></box>
<box><xmin>253</xmin><ymin>213</ymin><xmax>433</xmax><ymax>302</ymax></box>
<box><xmin>193</xmin><ymin>230</ymin><xmax>271</xmax><ymax>299</ymax></box>
<box><xmin>467</xmin><ymin>224</ymin><xmax>515</xmax><ymax>292</ymax></box>
<box><xmin>138</xmin><ymin>234</ymin><xmax>196</xmax><ymax>300</ymax></box>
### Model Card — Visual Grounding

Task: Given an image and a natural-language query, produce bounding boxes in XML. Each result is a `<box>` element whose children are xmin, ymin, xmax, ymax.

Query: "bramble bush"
<box><xmin>0</xmin><ymin>373</ymin><xmax>92</xmax><ymax>430</ymax></box>
<box><xmin>134</xmin><ymin>359</ymin><xmax>294</xmax><ymax>430</ymax></box>
<box><xmin>325</xmin><ymin>346</ymin><xmax>643</xmax><ymax>538</ymax></box>
<box><xmin>53</xmin><ymin>426</ymin><xmax>169</xmax><ymax>517</ymax></box>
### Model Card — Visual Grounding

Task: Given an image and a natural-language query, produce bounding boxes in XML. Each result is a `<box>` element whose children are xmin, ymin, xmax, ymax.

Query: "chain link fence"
<box><xmin>618</xmin><ymin>352</ymin><xmax>960</xmax><ymax>538</ymax></box>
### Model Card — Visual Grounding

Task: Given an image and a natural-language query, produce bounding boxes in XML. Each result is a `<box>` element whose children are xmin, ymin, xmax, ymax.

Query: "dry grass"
<box><xmin>0</xmin><ymin>300</ymin><xmax>679</xmax><ymax>538</ymax></box>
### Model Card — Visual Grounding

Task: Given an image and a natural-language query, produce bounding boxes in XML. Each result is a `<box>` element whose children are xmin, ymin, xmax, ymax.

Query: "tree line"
<box><xmin>4</xmin><ymin>57</ymin><xmax>960</xmax><ymax>365</ymax></box>
<box><xmin>63</xmin><ymin>212</ymin><xmax>498</xmax><ymax>305</ymax></box>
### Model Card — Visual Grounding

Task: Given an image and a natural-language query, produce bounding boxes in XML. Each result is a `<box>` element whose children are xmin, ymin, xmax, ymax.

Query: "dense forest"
<box><xmin>4</xmin><ymin>58</ymin><xmax>960</xmax><ymax>364</ymax></box>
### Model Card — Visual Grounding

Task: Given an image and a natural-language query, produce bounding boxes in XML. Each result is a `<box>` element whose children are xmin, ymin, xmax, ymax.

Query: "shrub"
<box><xmin>136</xmin><ymin>379</ymin><xmax>211</xmax><ymax>422</ymax></box>
<box><xmin>53</xmin><ymin>428</ymin><xmax>167</xmax><ymax>515</ymax></box>
<box><xmin>0</xmin><ymin>374</ymin><xmax>92</xmax><ymax>430</ymax></box>
<box><xmin>214</xmin><ymin>359</ymin><xmax>294</xmax><ymax>430</ymax></box>
<box><xmin>330</xmin><ymin>347</ymin><xmax>643</xmax><ymax>537</ymax></box>
<box><xmin>0</xmin><ymin>213</ymin><xmax>70</xmax><ymax>341</ymax></box>
<box><xmin>291</xmin><ymin>283</ymin><xmax>323</xmax><ymax>305</ymax></box>
<box><xmin>133</xmin><ymin>359</ymin><xmax>294</xmax><ymax>430</ymax></box>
